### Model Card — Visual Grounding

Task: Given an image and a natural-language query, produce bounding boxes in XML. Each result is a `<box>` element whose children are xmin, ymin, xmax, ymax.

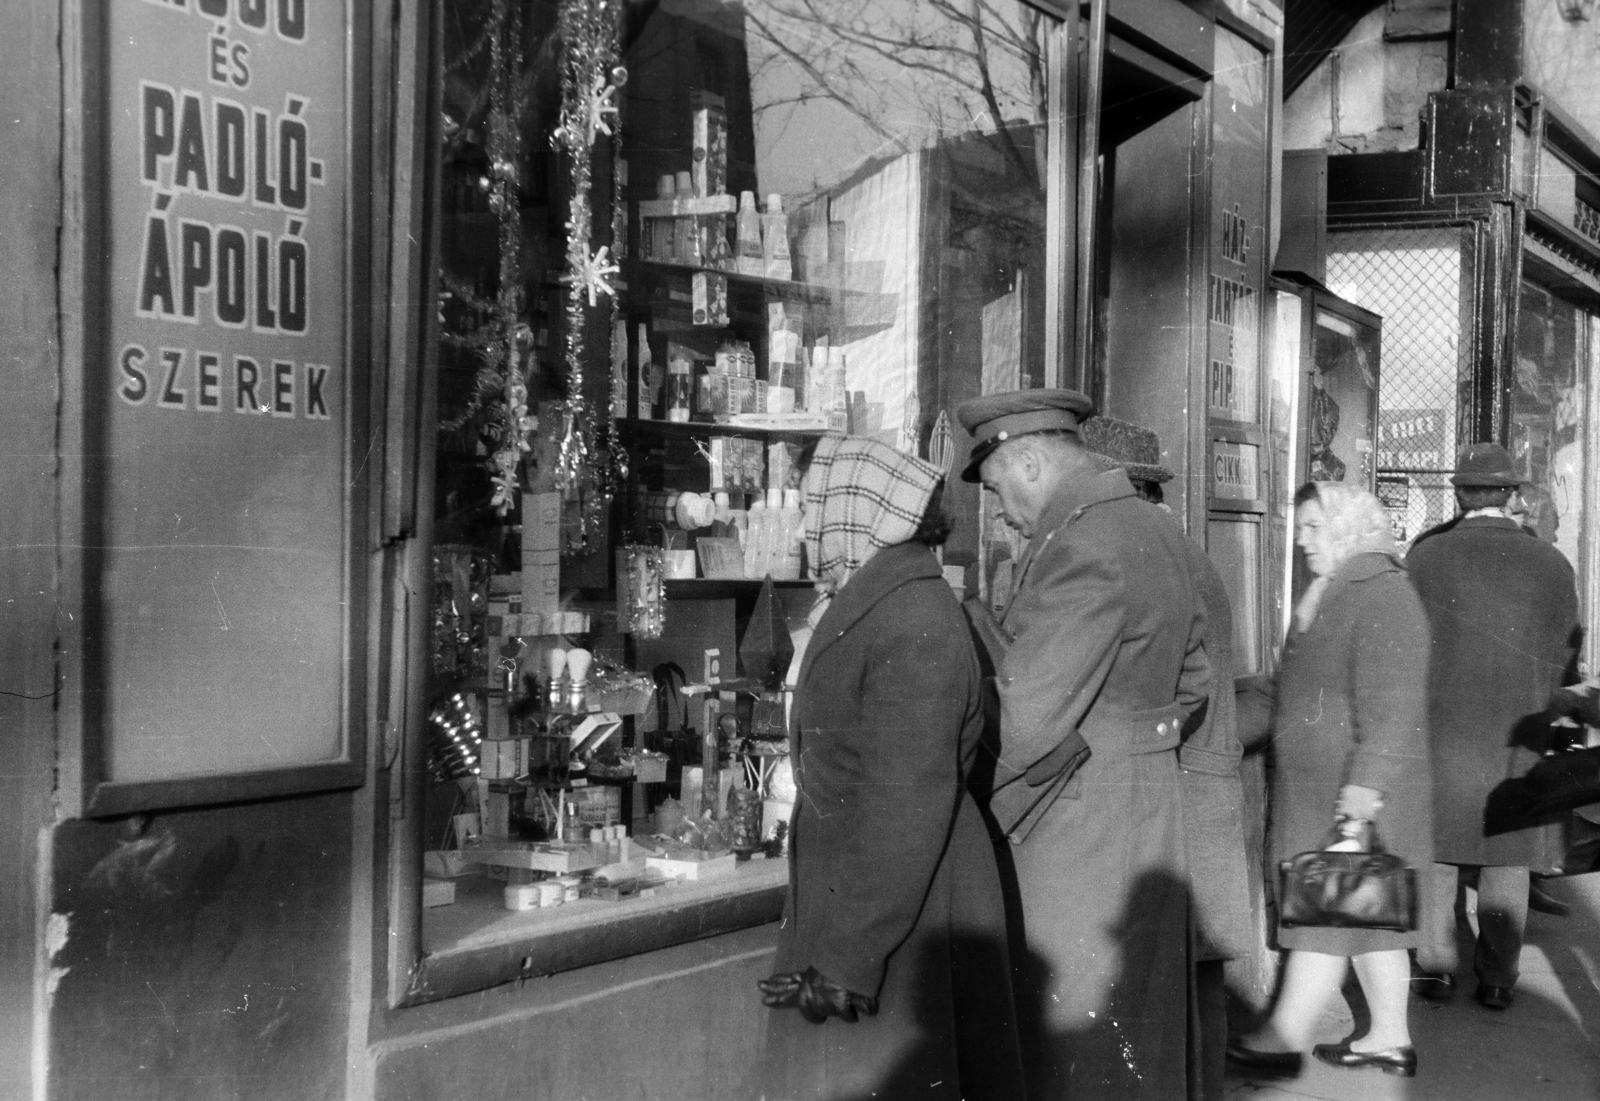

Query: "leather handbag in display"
<box><xmin>1278</xmin><ymin>822</ymin><xmax>1418</xmax><ymax>932</ymax></box>
<box><xmin>1484</xmin><ymin>744</ymin><xmax>1600</xmax><ymax>836</ymax></box>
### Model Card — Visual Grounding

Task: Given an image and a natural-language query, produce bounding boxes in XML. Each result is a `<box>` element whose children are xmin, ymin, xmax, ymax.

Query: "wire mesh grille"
<box><xmin>1327</xmin><ymin>227</ymin><xmax>1467</xmax><ymax>545</ymax></box>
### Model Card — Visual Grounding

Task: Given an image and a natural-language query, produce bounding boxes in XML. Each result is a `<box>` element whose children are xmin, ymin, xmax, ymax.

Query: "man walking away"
<box><xmin>1406</xmin><ymin>442</ymin><xmax>1581</xmax><ymax>1011</ymax></box>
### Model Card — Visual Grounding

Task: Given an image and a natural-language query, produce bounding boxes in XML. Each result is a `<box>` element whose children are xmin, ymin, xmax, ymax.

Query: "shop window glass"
<box><xmin>1203</xmin><ymin>27</ymin><xmax>1270</xmax><ymax>671</ymax></box>
<box><xmin>1511</xmin><ymin>282</ymin><xmax>1591</xmax><ymax>598</ymax></box>
<box><xmin>1207</xmin><ymin>517</ymin><xmax>1261</xmax><ymax>673</ymax></box>
<box><xmin>413</xmin><ymin>0</ymin><xmax>1062</xmax><ymax>996</ymax></box>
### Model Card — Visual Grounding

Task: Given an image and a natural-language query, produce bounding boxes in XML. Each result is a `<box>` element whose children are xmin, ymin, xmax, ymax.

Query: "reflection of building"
<box><xmin>1282</xmin><ymin>0</ymin><xmax>1600</xmax><ymax>669</ymax></box>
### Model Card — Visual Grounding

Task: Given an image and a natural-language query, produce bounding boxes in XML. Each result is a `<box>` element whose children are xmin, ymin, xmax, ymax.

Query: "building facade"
<box><xmin>1</xmin><ymin>1</ymin><xmax>1298</xmax><ymax>1098</ymax></box>
<box><xmin>1284</xmin><ymin>0</ymin><xmax>1600</xmax><ymax>670</ymax></box>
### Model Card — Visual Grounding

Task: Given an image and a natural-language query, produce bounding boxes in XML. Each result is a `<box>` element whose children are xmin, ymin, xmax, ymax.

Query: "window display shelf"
<box><xmin>414</xmin><ymin>857</ymin><xmax>787</xmax><ymax>1002</ymax></box>
<box><xmin>627</xmin><ymin>258</ymin><xmax>882</xmax><ymax>303</ymax></box>
<box><xmin>621</xmin><ymin>416</ymin><xmax>830</xmax><ymax>439</ymax></box>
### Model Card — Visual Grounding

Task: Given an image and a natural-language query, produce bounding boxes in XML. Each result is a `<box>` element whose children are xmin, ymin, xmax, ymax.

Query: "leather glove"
<box><xmin>795</xmin><ymin>966</ymin><xmax>878</xmax><ymax>1024</ymax></box>
<box><xmin>758</xmin><ymin>971</ymin><xmax>803</xmax><ymax>1009</ymax></box>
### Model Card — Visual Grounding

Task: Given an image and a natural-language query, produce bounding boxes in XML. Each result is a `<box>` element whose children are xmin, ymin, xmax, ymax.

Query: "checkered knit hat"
<box><xmin>801</xmin><ymin>435</ymin><xmax>943</xmax><ymax>596</ymax></box>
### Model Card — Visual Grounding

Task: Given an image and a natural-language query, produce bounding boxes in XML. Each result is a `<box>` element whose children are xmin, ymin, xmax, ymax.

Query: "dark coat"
<box><xmin>762</xmin><ymin>542</ymin><xmax>1024</xmax><ymax>1101</ymax></box>
<box><xmin>1180</xmin><ymin>542</ymin><xmax>1254</xmax><ymax>964</ymax></box>
<box><xmin>1405</xmin><ymin>516</ymin><xmax>1580</xmax><ymax>867</ymax></box>
<box><xmin>1268</xmin><ymin>552</ymin><xmax>1434</xmax><ymax>954</ymax></box>
<box><xmin>982</xmin><ymin>468</ymin><xmax>1209</xmax><ymax>1101</ymax></box>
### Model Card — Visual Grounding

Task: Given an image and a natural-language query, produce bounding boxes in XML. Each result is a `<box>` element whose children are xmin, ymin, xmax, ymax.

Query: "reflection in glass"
<box><xmin>1208</xmin><ymin>518</ymin><xmax>1262</xmax><ymax>673</ymax></box>
<box><xmin>1511</xmin><ymin>282</ymin><xmax>1587</xmax><ymax>586</ymax></box>
<box><xmin>1309</xmin><ymin>310</ymin><xmax>1378</xmax><ymax>488</ymax></box>
<box><xmin>635</xmin><ymin>0</ymin><xmax>1054</xmax><ymax>449</ymax></box>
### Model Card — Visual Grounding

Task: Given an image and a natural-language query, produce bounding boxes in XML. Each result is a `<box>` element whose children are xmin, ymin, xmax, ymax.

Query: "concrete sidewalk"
<box><xmin>1227</xmin><ymin>871</ymin><xmax>1600</xmax><ymax>1100</ymax></box>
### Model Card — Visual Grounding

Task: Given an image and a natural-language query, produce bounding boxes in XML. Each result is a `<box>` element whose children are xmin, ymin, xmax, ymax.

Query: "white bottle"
<box><xmin>760</xmin><ymin>194</ymin><xmax>792</xmax><ymax>281</ymax></box>
<box><xmin>735</xmin><ymin>191</ymin><xmax>764</xmax><ymax>277</ymax></box>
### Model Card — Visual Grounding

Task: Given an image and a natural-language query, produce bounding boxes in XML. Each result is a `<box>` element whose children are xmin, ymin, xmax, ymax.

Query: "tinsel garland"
<box><xmin>484</xmin><ymin>0</ymin><xmax>533</xmax><ymax>513</ymax></box>
<box><xmin>552</xmin><ymin>0</ymin><xmax>627</xmax><ymax>541</ymax></box>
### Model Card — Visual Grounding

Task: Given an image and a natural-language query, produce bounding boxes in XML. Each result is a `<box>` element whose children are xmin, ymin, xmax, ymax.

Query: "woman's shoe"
<box><xmin>1312</xmin><ymin>1042</ymin><xmax>1417</xmax><ymax>1077</ymax></box>
<box><xmin>1225</xmin><ymin>1039</ymin><xmax>1303</xmax><ymax>1078</ymax></box>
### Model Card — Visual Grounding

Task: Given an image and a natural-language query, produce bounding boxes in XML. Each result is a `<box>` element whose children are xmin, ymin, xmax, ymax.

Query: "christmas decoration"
<box><xmin>562</xmin><ymin>243</ymin><xmax>621</xmax><ymax>307</ymax></box>
<box><xmin>437</xmin><ymin>0</ymin><xmax>536</xmax><ymax>516</ymax></box>
<box><xmin>436</xmin><ymin>0</ymin><xmax>628</xmax><ymax>541</ymax></box>
<box><xmin>551</xmin><ymin>0</ymin><xmax>627</xmax><ymax>541</ymax></box>
<box><xmin>428</xmin><ymin>692</ymin><xmax>485</xmax><ymax>783</ymax></box>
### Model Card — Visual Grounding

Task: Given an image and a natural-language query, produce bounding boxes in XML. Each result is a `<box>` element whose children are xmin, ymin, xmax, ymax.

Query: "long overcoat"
<box><xmin>762</xmin><ymin>542</ymin><xmax>1024</xmax><ymax>1101</ymax></box>
<box><xmin>1180</xmin><ymin>542</ymin><xmax>1254</xmax><ymax>965</ymax></box>
<box><xmin>983</xmin><ymin>468</ymin><xmax>1209</xmax><ymax>1101</ymax></box>
<box><xmin>1405</xmin><ymin>516</ymin><xmax>1580</xmax><ymax>867</ymax></box>
<box><xmin>1268</xmin><ymin>552</ymin><xmax>1434</xmax><ymax>955</ymax></box>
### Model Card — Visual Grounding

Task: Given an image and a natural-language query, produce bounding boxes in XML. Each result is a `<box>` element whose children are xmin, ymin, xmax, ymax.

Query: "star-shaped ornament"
<box><xmin>564</xmin><ymin>245</ymin><xmax>620</xmax><ymax>306</ymax></box>
<box><xmin>586</xmin><ymin>76</ymin><xmax>619</xmax><ymax>143</ymax></box>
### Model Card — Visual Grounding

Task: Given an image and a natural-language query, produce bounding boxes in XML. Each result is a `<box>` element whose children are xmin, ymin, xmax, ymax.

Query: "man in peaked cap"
<box><xmin>1080</xmin><ymin>415</ymin><xmax>1254</xmax><ymax>1101</ymax></box>
<box><xmin>957</xmin><ymin>391</ymin><xmax>1211</xmax><ymax>1100</ymax></box>
<box><xmin>1405</xmin><ymin>442</ymin><xmax>1581</xmax><ymax>1012</ymax></box>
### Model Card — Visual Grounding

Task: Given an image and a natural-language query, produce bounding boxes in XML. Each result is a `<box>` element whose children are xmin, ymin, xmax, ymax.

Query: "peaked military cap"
<box><xmin>1450</xmin><ymin>442</ymin><xmax>1523</xmax><ymax>487</ymax></box>
<box><xmin>955</xmin><ymin>388</ymin><xmax>1093</xmax><ymax>482</ymax></box>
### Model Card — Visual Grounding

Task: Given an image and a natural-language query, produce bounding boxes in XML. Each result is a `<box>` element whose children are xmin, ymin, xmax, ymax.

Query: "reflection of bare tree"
<box><xmin>744</xmin><ymin>0</ymin><xmax>1049</xmax><ymax>186</ymax></box>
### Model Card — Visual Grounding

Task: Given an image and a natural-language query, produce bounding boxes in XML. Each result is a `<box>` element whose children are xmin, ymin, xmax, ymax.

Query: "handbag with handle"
<box><xmin>1278</xmin><ymin>820</ymin><xmax>1418</xmax><ymax>932</ymax></box>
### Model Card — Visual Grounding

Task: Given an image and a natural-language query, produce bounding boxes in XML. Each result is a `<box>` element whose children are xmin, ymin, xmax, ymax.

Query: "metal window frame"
<box><xmin>386</xmin><ymin>0</ymin><xmax>1081</xmax><ymax>1011</ymax></box>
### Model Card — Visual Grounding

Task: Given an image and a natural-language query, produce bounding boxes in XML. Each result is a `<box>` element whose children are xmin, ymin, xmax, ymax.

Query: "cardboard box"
<box><xmin>691</xmin><ymin>89</ymin><xmax>727</xmax><ymax>199</ymax></box>
<box><xmin>569</xmin><ymin>712</ymin><xmax>624</xmax><ymax>756</ymax></box>
<box><xmin>483</xmin><ymin>788</ymin><xmax>513</xmax><ymax>838</ymax></box>
<box><xmin>523</xmin><ymin>492</ymin><xmax>562</xmax><ymax>552</ymax></box>
<box><xmin>730</xmin><ymin>437</ymin><xmax>765</xmax><ymax>494</ymax></box>
<box><xmin>480</xmin><ymin>736</ymin><xmax>528</xmax><ymax>780</ymax></box>
<box><xmin>521</xmin><ymin>548</ymin><xmax>560</xmax><ymax>614</ymax></box>
<box><xmin>423</xmin><ymin>877</ymin><xmax>458</xmax><ymax>908</ymax></box>
<box><xmin>674</xmin><ymin>214</ymin><xmax>702</xmax><ymax>266</ymax></box>
<box><xmin>692</xmin><ymin>272</ymin><xmax>728</xmax><ymax>327</ymax></box>
<box><xmin>633</xmin><ymin>755</ymin><xmax>669</xmax><ymax>784</ymax></box>
<box><xmin>461</xmin><ymin>840</ymin><xmax>611</xmax><ymax>874</ymax></box>
<box><xmin>646</xmin><ymin>851</ymin><xmax>737</xmax><ymax>881</ymax></box>
<box><xmin>481</xmin><ymin>696</ymin><xmax>516</xmax><ymax>745</ymax></box>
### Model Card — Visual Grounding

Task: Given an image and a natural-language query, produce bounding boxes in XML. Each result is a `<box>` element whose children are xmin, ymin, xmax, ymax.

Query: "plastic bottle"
<box><xmin>636</xmin><ymin>324</ymin><xmax>657</xmax><ymax>419</ymax></box>
<box><xmin>666</xmin><ymin>351</ymin><xmax>692</xmax><ymax>423</ymax></box>
<box><xmin>760</xmin><ymin>194</ymin><xmax>792</xmax><ymax>280</ymax></box>
<box><xmin>735</xmin><ymin>191</ymin><xmax>763</xmax><ymax>277</ymax></box>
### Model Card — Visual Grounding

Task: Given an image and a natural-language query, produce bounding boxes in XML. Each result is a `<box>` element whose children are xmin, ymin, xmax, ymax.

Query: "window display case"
<box><xmin>1272</xmin><ymin>276</ymin><xmax>1382</xmax><ymax>611</ymax></box>
<box><xmin>409</xmin><ymin>0</ymin><xmax>1068</xmax><ymax>996</ymax></box>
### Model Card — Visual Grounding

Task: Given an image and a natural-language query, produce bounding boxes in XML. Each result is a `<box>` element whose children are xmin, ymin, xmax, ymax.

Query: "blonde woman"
<box><xmin>1229</xmin><ymin>482</ymin><xmax>1434</xmax><ymax>1079</ymax></box>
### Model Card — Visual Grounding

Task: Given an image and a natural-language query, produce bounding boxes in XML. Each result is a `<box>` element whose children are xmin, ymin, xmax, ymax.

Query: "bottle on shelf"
<box><xmin>545</xmin><ymin>648</ymin><xmax>569</xmax><ymax>713</ymax></box>
<box><xmin>636</xmin><ymin>323</ymin><xmax>660</xmax><ymax>420</ymax></box>
<box><xmin>760</xmin><ymin>194</ymin><xmax>792</xmax><ymax>281</ymax></box>
<box><xmin>735</xmin><ymin>190</ymin><xmax>763</xmax><ymax>277</ymax></box>
<box><xmin>666</xmin><ymin>346</ymin><xmax>693</xmax><ymax>423</ymax></box>
<box><xmin>566</xmin><ymin>648</ymin><xmax>593</xmax><ymax>713</ymax></box>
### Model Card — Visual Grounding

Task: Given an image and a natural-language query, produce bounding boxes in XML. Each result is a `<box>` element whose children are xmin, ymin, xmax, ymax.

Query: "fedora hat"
<box><xmin>1078</xmin><ymin>415</ymin><xmax>1173</xmax><ymax>484</ymax></box>
<box><xmin>1450</xmin><ymin>442</ymin><xmax>1524</xmax><ymax>488</ymax></box>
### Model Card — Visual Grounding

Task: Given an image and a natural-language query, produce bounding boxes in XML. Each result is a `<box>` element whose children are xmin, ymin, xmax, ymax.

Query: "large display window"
<box><xmin>400</xmin><ymin>0</ymin><xmax>1073</xmax><ymax>1004</ymax></box>
<box><xmin>1511</xmin><ymin>280</ymin><xmax>1598</xmax><ymax>618</ymax></box>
